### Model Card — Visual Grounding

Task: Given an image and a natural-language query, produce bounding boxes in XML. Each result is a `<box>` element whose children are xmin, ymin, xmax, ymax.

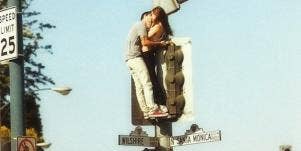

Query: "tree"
<box><xmin>0</xmin><ymin>126</ymin><xmax>44</xmax><ymax>151</ymax></box>
<box><xmin>0</xmin><ymin>0</ymin><xmax>56</xmax><ymax>146</ymax></box>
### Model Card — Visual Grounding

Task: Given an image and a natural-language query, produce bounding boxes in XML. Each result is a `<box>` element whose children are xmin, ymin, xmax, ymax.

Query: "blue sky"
<box><xmin>28</xmin><ymin>0</ymin><xmax>301</xmax><ymax>151</ymax></box>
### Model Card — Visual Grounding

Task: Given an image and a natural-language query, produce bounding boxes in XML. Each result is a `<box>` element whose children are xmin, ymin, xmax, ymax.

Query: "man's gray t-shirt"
<box><xmin>125</xmin><ymin>21</ymin><xmax>147</xmax><ymax>61</ymax></box>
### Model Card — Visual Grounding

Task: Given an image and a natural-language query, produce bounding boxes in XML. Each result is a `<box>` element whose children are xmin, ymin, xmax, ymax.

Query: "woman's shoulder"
<box><xmin>150</xmin><ymin>23</ymin><xmax>164</xmax><ymax>34</ymax></box>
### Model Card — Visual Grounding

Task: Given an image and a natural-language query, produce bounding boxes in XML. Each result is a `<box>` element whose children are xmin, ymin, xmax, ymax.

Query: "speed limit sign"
<box><xmin>0</xmin><ymin>7</ymin><xmax>18</xmax><ymax>62</ymax></box>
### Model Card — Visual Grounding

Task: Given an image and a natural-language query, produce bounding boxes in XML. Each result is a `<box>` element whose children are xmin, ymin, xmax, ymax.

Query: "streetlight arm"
<box><xmin>1</xmin><ymin>86</ymin><xmax>72</xmax><ymax>111</ymax></box>
<box><xmin>26</xmin><ymin>86</ymin><xmax>72</xmax><ymax>96</ymax></box>
<box><xmin>31</xmin><ymin>88</ymin><xmax>52</xmax><ymax>92</ymax></box>
<box><xmin>36</xmin><ymin>142</ymin><xmax>52</xmax><ymax>148</ymax></box>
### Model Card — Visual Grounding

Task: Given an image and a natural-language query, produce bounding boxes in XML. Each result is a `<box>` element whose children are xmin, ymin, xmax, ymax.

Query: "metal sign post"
<box><xmin>6</xmin><ymin>0</ymin><xmax>25</xmax><ymax>151</ymax></box>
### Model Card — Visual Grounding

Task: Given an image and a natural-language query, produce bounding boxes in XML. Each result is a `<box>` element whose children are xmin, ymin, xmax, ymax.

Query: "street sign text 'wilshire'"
<box><xmin>118</xmin><ymin>135</ymin><xmax>158</xmax><ymax>147</ymax></box>
<box><xmin>118</xmin><ymin>126</ymin><xmax>159</xmax><ymax>147</ymax></box>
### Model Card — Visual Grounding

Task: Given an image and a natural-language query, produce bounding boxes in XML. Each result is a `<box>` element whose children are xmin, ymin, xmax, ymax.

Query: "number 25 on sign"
<box><xmin>0</xmin><ymin>7</ymin><xmax>18</xmax><ymax>62</ymax></box>
<box><xmin>1</xmin><ymin>36</ymin><xmax>16</xmax><ymax>56</ymax></box>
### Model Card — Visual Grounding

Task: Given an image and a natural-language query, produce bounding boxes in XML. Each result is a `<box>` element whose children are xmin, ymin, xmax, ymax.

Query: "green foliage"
<box><xmin>22</xmin><ymin>0</ymin><xmax>56</xmax><ymax>94</ymax></box>
<box><xmin>0</xmin><ymin>126</ymin><xmax>41</xmax><ymax>140</ymax></box>
<box><xmin>0</xmin><ymin>0</ymin><xmax>56</xmax><ymax>142</ymax></box>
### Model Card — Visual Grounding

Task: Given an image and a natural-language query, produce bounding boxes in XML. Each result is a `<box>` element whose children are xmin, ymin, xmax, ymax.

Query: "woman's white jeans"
<box><xmin>126</xmin><ymin>57</ymin><xmax>156</xmax><ymax>113</ymax></box>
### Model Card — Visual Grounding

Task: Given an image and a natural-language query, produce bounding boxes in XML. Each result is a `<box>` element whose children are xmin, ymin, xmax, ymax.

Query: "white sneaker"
<box><xmin>148</xmin><ymin>108</ymin><xmax>168</xmax><ymax>118</ymax></box>
<box><xmin>144</xmin><ymin>113</ymin><xmax>150</xmax><ymax>119</ymax></box>
<box><xmin>159</xmin><ymin>105</ymin><xmax>168</xmax><ymax>113</ymax></box>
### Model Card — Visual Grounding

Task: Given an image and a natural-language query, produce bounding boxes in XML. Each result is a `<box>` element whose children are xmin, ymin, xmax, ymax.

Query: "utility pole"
<box><xmin>7</xmin><ymin>0</ymin><xmax>25</xmax><ymax>150</ymax></box>
<box><xmin>155</xmin><ymin>122</ymin><xmax>173</xmax><ymax>151</ymax></box>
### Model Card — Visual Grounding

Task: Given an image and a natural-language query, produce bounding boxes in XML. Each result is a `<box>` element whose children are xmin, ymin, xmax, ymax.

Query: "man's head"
<box><xmin>141</xmin><ymin>11</ymin><xmax>152</xmax><ymax>29</ymax></box>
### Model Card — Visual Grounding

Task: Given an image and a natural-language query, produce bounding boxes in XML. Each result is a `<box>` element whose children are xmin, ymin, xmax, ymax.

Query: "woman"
<box><xmin>149</xmin><ymin>6</ymin><xmax>173</xmax><ymax>42</ymax></box>
<box><xmin>142</xmin><ymin>6</ymin><xmax>173</xmax><ymax>107</ymax></box>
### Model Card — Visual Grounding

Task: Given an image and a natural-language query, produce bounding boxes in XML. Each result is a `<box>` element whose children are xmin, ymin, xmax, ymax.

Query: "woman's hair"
<box><xmin>152</xmin><ymin>6</ymin><xmax>173</xmax><ymax>36</ymax></box>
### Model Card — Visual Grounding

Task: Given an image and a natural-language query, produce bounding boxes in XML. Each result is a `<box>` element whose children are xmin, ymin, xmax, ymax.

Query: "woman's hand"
<box><xmin>160</xmin><ymin>40</ymin><xmax>171</xmax><ymax>46</ymax></box>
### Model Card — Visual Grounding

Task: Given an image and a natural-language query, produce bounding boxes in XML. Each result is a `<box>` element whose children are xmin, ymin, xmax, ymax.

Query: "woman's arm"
<box><xmin>148</xmin><ymin>24</ymin><xmax>161</xmax><ymax>38</ymax></box>
<box><xmin>140</xmin><ymin>36</ymin><xmax>163</xmax><ymax>46</ymax></box>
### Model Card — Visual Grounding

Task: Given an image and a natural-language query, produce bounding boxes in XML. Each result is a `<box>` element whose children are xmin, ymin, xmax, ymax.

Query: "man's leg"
<box><xmin>128</xmin><ymin>57</ymin><xmax>157</xmax><ymax>110</ymax></box>
<box><xmin>127</xmin><ymin>58</ymin><xmax>149</xmax><ymax>113</ymax></box>
<box><xmin>127</xmin><ymin>57</ymin><xmax>168</xmax><ymax>118</ymax></box>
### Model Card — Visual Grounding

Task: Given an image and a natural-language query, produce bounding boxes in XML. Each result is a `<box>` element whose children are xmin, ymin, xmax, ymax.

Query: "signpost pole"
<box><xmin>7</xmin><ymin>0</ymin><xmax>25</xmax><ymax>150</ymax></box>
<box><xmin>155</xmin><ymin>122</ymin><xmax>173</xmax><ymax>151</ymax></box>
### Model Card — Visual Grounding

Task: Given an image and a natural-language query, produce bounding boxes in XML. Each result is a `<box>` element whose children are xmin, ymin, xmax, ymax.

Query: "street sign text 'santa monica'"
<box><xmin>170</xmin><ymin>130</ymin><xmax>221</xmax><ymax>147</ymax></box>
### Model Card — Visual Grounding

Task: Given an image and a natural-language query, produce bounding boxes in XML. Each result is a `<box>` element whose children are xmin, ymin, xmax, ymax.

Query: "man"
<box><xmin>125</xmin><ymin>11</ymin><xmax>168</xmax><ymax>119</ymax></box>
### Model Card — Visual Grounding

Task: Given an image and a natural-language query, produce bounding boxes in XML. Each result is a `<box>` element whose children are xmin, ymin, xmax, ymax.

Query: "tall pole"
<box><xmin>7</xmin><ymin>0</ymin><xmax>25</xmax><ymax>150</ymax></box>
<box><xmin>0</xmin><ymin>89</ymin><xmax>2</xmax><ymax>127</ymax></box>
<box><xmin>0</xmin><ymin>89</ymin><xmax>2</xmax><ymax>150</ymax></box>
<box><xmin>155</xmin><ymin>122</ymin><xmax>173</xmax><ymax>151</ymax></box>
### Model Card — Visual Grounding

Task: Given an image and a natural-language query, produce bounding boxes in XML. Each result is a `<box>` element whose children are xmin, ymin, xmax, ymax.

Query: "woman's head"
<box><xmin>151</xmin><ymin>6</ymin><xmax>173</xmax><ymax>36</ymax></box>
<box><xmin>151</xmin><ymin>6</ymin><xmax>164</xmax><ymax>23</ymax></box>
